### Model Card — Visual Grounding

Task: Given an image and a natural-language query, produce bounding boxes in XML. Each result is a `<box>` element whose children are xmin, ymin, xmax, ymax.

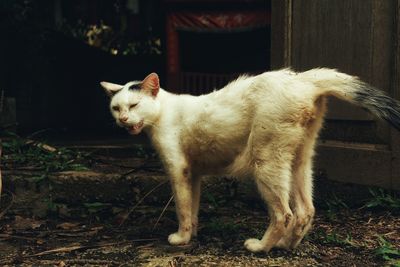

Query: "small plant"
<box><xmin>326</xmin><ymin>232</ymin><xmax>355</xmax><ymax>247</ymax></box>
<box><xmin>323</xmin><ymin>193</ymin><xmax>349</xmax><ymax>221</ymax></box>
<box><xmin>204</xmin><ymin>192</ymin><xmax>219</xmax><ymax>209</ymax></box>
<box><xmin>364</xmin><ymin>188</ymin><xmax>400</xmax><ymax>211</ymax></box>
<box><xmin>44</xmin><ymin>197</ymin><xmax>63</xmax><ymax>214</ymax></box>
<box><xmin>132</xmin><ymin>145</ymin><xmax>157</xmax><ymax>159</ymax></box>
<box><xmin>2</xmin><ymin>135</ymin><xmax>91</xmax><ymax>216</ymax></box>
<box><xmin>310</xmin><ymin>229</ymin><xmax>356</xmax><ymax>247</ymax></box>
<box><xmin>374</xmin><ymin>235</ymin><xmax>400</xmax><ymax>266</ymax></box>
<box><xmin>2</xmin><ymin>136</ymin><xmax>90</xmax><ymax>174</ymax></box>
<box><xmin>325</xmin><ymin>193</ymin><xmax>349</xmax><ymax>210</ymax></box>
<box><xmin>83</xmin><ymin>202</ymin><xmax>111</xmax><ymax>214</ymax></box>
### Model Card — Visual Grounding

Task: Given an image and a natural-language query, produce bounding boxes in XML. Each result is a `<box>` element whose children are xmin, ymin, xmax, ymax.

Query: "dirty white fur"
<box><xmin>101</xmin><ymin>68</ymin><xmax>362</xmax><ymax>252</ymax></box>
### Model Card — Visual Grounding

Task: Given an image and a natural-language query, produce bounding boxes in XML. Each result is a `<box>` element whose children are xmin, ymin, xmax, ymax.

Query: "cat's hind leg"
<box><xmin>244</xmin><ymin>156</ymin><xmax>294</xmax><ymax>253</ymax></box>
<box><xmin>276</xmin><ymin>97</ymin><xmax>326</xmax><ymax>249</ymax></box>
<box><xmin>275</xmin><ymin>142</ymin><xmax>316</xmax><ymax>250</ymax></box>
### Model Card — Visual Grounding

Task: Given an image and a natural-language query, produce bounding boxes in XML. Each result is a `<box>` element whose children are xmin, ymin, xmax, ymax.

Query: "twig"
<box><xmin>11</xmin><ymin>166</ymin><xmax>45</xmax><ymax>171</ymax></box>
<box><xmin>149</xmin><ymin>179</ymin><xmax>219</xmax><ymax>230</ymax></box>
<box><xmin>121</xmin><ymin>168</ymin><xmax>137</xmax><ymax>177</ymax></box>
<box><xmin>25</xmin><ymin>239</ymin><xmax>158</xmax><ymax>257</ymax></box>
<box><xmin>25</xmin><ymin>139</ymin><xmax>57</xmax><ymax>153</ymax></box>
<box><xmin>119</xmin><ymin>165</ymin><xmax>163</xmax><ymax>176</ymax></box>
<box><xmin>26</xmin><ymin>128</ymin><xmax>53</xmax><ymax>139</ymax></box>
<box><xmin>0</xmin><ymin>233</ymin><xmax>37</xmax><ymax>241</ymax></box>
<box><xmin>0</xmin><ymin>123</ymin><xmax>18</xmax><ymax>131</ymax></box>
<box><xmin>91</xmin><ymin>156</ymin><xmax>162</xmax><ymax>174</ymax></box>
<box><xmin>90</xmin><ymin>156</ymin><xmax>142</xmax><ymax>170</ymax></box>
<box><xmin>119</xmin><ymin>180</ymin><xmax>168</xmax><ymax>226</ymax></box>
<box><xmin>26</xmin><ymin>244</ymin><xmax>104</xmax><ymax>257</ymax></box>
<box><xmin>37</xmin><ymin>259</ymin><xmax>126</xmax><ymax>266</ymax></box>
<box><xmin>119</xmin><ymin>163</ymin><xmax>160</xmax><ymax>173</ymax></box>
<box><xmin>153</xmin><ymin>195</ymin><xmax>174</xmax><ymax>230</ymax></box>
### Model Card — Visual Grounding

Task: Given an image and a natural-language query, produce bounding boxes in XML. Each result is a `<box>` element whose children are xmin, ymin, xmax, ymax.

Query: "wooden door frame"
<box><xmin>271</xmin><ymin>0</ymin><xmax>400</xmax><ymax>189</ymax></box>
<box><xmin>271</xmin><ymin>0</ymin><xmax>292</xmax><ymax>69</ymax></box>
<box><xmin>391</xmin><ymin>0</ymin><xmax>400</xmax><ymax>189</ymax></box>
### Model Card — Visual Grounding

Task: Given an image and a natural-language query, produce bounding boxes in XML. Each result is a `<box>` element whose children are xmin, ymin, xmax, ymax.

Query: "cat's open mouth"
<box><xmin>127</xmin><ymin>119</ymin><xmax>144</xmax><ymax>135</ymax></box>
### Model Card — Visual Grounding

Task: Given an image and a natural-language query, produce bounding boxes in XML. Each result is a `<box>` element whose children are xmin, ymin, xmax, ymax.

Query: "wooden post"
<box><xmin>271</xmin><ymin>0</ymin><xmax>292</xmax><ymax>68</ymax></box>
<box><xmin>0</xmin><ymin>138</ymin><xmax>2</xmax><ymax>203</ymax></box>
<box><xmin>0</xmin><ymin>90</ymin><xmax>2</xmax><ymax>202</ymax></box>
<box><xmin>391</xmin><ymin>0</ymin><xmax>400</xmax><ymax>190</ymax></box>
<box><xmin>284</xmin><ymin>0</ymin><xmax>400</xmax><ymax>189</ymax></box>
<box><xmin>166</xmin><ymin>13</ymin><xmax>180</xmax><ymax>92</ymax></box>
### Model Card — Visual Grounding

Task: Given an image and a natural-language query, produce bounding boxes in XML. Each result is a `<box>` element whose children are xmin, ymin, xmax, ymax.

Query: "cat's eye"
<box><xmin>129</xmin><ymin>103</ymin><xmax>138</xmax><ymax>109</ymax></box>
<box><xmin>112</xmin><ymin>106</ymin><xmax>120</xmax><ymax>112</ymax></box>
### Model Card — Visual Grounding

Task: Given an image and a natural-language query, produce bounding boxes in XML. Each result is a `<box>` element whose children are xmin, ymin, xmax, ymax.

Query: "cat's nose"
<box><xmin>120</xmin><ymin>116</ymin><xmax>128</xmax><ymax>122</ymax></box>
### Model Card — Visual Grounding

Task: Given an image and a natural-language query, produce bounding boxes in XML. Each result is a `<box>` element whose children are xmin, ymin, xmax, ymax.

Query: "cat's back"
<box><xmin>249</xmin><ymin>69</ymin><xmax>319</xmax><ymax>108</ymax></box>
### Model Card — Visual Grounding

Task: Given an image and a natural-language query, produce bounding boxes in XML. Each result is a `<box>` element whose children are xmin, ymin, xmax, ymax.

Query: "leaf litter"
<box><xmin>0</xmin><ymin>137</ymin><xmax>399</xmax><ymax>266</ymax></box>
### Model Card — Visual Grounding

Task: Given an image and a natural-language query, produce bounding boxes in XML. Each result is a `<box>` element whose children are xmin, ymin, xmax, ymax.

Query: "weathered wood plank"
<box><xmin>290</xmin><ymin>0</ymin><xmax>397</xmax><ymax>144</ymax></box>
<box><xmin>288</xmin><ymin>0</ymin><xmax>399</xmax><ymax>189</ymax></box>
<box><xmin>291</xmin><ymin>0</ymin><xmax>375</xmax><ymax>122</ymax></box>
<box><xmin>315</xmin><ymin>142</ymin><xmax>394</xmax><ymax>189</ymax></box>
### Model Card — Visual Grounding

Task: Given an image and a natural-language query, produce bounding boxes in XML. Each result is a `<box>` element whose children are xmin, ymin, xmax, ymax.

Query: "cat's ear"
<box><xmin>141</xmin><ymin>73</ymin><xmax>159</xmax><ymax>97</ymax></box>
<box><xmin>100</xmin><ymin>81</ymin><xmax>123</xmax><ymax>97</ymax></box>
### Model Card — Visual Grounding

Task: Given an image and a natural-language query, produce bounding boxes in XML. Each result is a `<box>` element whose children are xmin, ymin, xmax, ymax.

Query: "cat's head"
<box><xmin>100</xmin><ymin>73</ymin><xmax>161</xmax><ymax>135</ymax></box>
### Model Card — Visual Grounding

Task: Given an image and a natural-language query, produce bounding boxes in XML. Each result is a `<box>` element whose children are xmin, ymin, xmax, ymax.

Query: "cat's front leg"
<box><xmin>167</xmin><ymin>165</ymin><xmax>193</xmax><ymax>246</ymax></box>
<box><xmin>191</xmin><ymin>175</ymin><xmax>202</xmax><ymax>237</ymax></box>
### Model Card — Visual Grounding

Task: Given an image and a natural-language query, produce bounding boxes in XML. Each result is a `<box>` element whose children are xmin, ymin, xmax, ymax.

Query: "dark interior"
<box><xmin>179</xmin><ymin>26</ymin><xmax>271</xmax><ymax>74</ymax></box>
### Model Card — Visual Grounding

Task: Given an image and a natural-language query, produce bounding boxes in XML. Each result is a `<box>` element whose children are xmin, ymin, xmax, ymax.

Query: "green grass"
<box><xmin>323</xmin><ymin>193</ymin><xmax>349</xmax><ymax>221</ymax></box>
<box><xmin>2</xmin><ymin>135</ymin><xmax>91</xmax><ymax>216</ymax></box>
<box><xmin>364</xmin><ymin>188</ymin><xmax>400</xmax><ymax>211</ymax></box>
<box><xmin>2</xmin><ymin>136</ymin><xmax>89</xmax><ymax>173</ymax></box>
<box><xmin>374</xmin><ymin>235</ymin><xmax>400</xmax><ymax>266</ymax></box>
<box><xmin>309</xmin><ymin>229</ymin><xmax>356</xmax><ymax>247</ymax></box>
<box><xmin>131</xmin><ymin>144</ymin><xmax>158</xmax><ymax>159</ymax></box>
<box><xmin>83</xmin><ymin>202</ymin><xmax>111</xmax><ymax>214</ymax></box>
<box><xmin>204</xmin><ymin>192</ymin><xmax>220</xmax><ymax>208</ymax></box>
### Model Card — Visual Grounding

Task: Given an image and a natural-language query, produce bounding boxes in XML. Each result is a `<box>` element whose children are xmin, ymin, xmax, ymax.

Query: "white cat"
<box><xmin>101</xmin><ymin>69</ymin><xmax>400</xmax><ymax>252</ymax></box>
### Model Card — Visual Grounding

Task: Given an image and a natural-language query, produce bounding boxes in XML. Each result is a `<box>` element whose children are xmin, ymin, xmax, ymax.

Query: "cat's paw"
<box><xmin>192</xmin><ymin>222</ymin><xmax>198</xmax><ymax>237</ymax></box>
<box><xmin>168</xmin><ymin>232</ymin><xmax>190</xmax><ymax>246</ymax></box>
<box><xmin>275</xmin><ymin>238</ymin><xmax>291</xmax><ymax>250</ymax></box>
<box><xmin>244</xmin><ymin>238</ymin><xmax>265</xmax><ymax>252</ymax></box>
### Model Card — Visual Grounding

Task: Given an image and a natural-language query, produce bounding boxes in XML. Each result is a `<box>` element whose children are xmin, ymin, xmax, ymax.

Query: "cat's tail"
<box><xmin>305</xmin><ymin>68</ymin><xmax>400</xmax><ymax>131</ymax></box>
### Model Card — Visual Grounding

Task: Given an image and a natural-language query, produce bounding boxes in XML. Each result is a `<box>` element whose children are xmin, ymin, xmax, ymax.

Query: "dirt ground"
<box><xmin>1</xmin><ymin>141</ymin><xmax>399</xmax><ymax>266</ymax></box>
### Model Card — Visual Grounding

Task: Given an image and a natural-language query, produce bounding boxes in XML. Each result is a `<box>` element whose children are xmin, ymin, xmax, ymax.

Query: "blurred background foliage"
<box><xmin>0</xmin><ymin>0</ymin><xmax>163</xmax><ymax>135</ymax></box>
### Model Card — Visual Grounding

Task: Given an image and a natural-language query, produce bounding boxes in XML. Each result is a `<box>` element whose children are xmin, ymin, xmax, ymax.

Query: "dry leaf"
<box><xmin>56</xmin><ymin>222</ymin><xmax>80</xmax><ymax>230</ymax></box>
<box><xmin>90</xmin><ymin>226</ymin><xmax>104</xmax><ymax>231</ymax></box>
<box><xmin>13</xmin><ymin>216</ymin><xmax>44</xmax><ymax>230</ymax></box>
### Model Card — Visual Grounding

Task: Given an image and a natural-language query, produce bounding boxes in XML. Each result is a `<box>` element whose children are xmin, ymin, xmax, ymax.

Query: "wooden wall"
<box><xmin>272</xmin><ymin>0</ymin><xmax>400</xmax><ymax>190</ymax></box>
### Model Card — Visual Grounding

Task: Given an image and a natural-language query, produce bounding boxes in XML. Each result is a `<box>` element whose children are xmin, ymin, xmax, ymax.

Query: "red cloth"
<box><xmin>166</xmin><ymin>10</ymin><xmax>271</xmax><ymax>77</ymax></box>
<box><xmin>169</xmin><ymin>11</ymin><xmax>270</xmax><ymax>29</ymax></box>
